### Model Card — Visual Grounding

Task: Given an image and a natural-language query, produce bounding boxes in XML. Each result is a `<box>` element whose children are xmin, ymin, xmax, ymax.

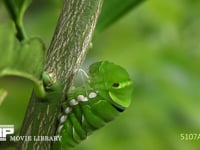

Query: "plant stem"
<box><xmin>18</xmin><ymin>0</ymin><xmax>103</xmax><ymax>149</ymax></box>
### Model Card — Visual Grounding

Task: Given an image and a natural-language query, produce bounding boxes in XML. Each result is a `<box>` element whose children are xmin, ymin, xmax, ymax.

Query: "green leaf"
<box><xmin>0</xmin><ymin>20</ymin><xmax>16</xmax><ymax>69</ymax></box>
<box><xmin>0</xmin><ymin>21</ymin><xmax>46</xmax><ymax>98</ymax></box>
<box><xmin>3</xmin><ymin>0</ymin><xmax>32</xmax><ymax>40</ymax></box>
<box><xmin>96</xmin><ymin>0</ymin><xmax>145</xmax><ymax>32</ymax></box>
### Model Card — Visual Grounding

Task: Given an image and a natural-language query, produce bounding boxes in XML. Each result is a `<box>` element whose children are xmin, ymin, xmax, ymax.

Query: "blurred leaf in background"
<box><xmin>96</xmin><ymin>0</ymin><xmax>144</xmax><ymax>32</ymax></box>
<box><xmin>0</xmin><ymin>1</ymin><xmax>31</xmax><ymax>132</ymax></box>
<box><xmin>1</xmin><ymin>0</ymin><xmax>200</xmax><ymax>150</ymax></box>
<box><xmin>76</xmin><ymin>0</ymin><xmax>200</xmax><ymax>150</ymax></box>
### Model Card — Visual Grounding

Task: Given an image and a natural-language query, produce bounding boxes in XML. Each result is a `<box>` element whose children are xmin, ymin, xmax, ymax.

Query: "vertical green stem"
<box><xmin>18</xmin><ymin>0</ymin><xmax>103</xmax><ymax>149</ymax></box>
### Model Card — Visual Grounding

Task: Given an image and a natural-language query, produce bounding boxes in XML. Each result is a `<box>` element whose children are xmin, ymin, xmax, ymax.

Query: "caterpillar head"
<box><xmin>89</xmin><ymin>61</ymin><xmax>133</xmax><ymax>111</ymax></box>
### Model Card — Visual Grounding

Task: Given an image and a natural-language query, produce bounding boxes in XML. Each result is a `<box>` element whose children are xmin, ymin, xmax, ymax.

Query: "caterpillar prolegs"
<box><xmin>54</xmin><ymin>61</ymin><xmax>133</xmax><ymax>149</ymax></box>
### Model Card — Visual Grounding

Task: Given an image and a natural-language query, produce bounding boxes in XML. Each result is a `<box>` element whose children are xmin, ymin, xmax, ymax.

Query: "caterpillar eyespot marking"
<box><xmin>54</xmin><ymin>61</ymin><xmax>133</xmax><ymax>149</ymax></box>
<box><xmin>112</xmin><ymin>82</ymin><xmax>120</xmax><ymax>88</ymax></box>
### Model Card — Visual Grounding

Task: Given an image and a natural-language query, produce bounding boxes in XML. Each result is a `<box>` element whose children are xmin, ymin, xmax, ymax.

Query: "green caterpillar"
<box><xmin>54</xmin><ymin>61</ymin><xmax>133</xmax><ymax>149</ymax></box>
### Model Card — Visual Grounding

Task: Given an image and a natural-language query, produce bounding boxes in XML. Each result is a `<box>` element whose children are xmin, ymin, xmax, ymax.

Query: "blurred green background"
<box><xmin>1</xmin><ymin>0</ymin><xmax>200</xmax><ymax>150</ymax></box>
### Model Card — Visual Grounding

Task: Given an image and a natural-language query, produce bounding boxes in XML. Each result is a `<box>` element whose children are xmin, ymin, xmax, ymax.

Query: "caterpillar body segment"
<box><xmin>54</xmin><ymin>61</ymin><xmax>133</xmax><ymax>149</ymax></box>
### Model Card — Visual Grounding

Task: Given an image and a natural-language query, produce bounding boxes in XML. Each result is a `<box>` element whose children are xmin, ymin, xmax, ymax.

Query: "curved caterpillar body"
<box><xmin>54</xmin><ymin>61</ymin><xmax>133</xmax><ymax>149</ymax></box>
